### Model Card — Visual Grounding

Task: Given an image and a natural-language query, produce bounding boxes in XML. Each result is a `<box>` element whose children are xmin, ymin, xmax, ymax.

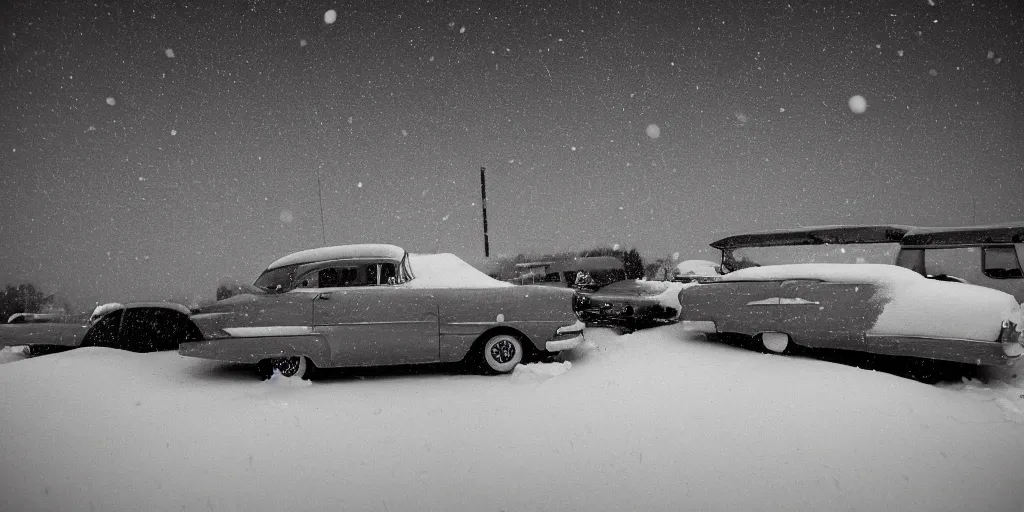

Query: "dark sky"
<box><xmin>1</xmin><ymin>0</ymin><xmax>1022</xmax><ymax>309</ymax></box>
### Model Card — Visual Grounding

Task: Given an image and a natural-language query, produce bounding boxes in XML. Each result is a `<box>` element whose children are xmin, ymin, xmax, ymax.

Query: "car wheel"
<box><xmin>759</xmin><ymin>332</ymin><xmax>790</xmax><ymax>354</ymax></box>
<box><xmin>481</xmin><ymin>334</ymin><xmax>524</xmax><ymax>374</ymax></box>
<box><xmin>259</xmin><ymin>356</ymin><xmax>309</xmax><ymax>379</ymax></box>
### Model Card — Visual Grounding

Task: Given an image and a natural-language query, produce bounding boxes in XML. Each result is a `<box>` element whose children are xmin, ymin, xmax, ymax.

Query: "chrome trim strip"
<box><xmin>745</xmin><ymin>297</ymin><xmax>819</xmax><ymax>306</ymax></box>
<box><xmin>865</xmin><ymin>333</ymin><xmax>998</xmax><ymax>344</ymax></box>
<box><xmin>223</xmin><ymin>326</ymin><xmax>314</xmax><ymax>337</ymax></box>
<box><xmin>446</xmin><ymin>320</ymin><xmax>571</xmax><ymax>325</ymax></box>
<box><xmin>316</xmin><ymin>320</ymin><xmax>435</xmax><ymax>326</ymax></box>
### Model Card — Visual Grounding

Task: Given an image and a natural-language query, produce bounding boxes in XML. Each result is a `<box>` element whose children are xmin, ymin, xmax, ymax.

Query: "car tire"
<box><xmin>758</xmin><ymin>332</ymin><xmax>790</xmax><ymax>354</ymax></box>
<box><xmin>258</xmin><ymin>356</ymin><xmax>309</xmax><ymax>380</ymax></box>
<box><xmin>480</xmin><ymin>333</ymin><xmax>525</xmax><ymax>374</ymax></box>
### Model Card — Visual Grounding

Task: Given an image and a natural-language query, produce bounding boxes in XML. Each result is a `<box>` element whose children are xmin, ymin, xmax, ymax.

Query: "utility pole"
<box><xmin>480</xmin><ymin>166</ymin><xmax>490</xmax><ymax>257</ymax></box>
<box><xmin>316</xmin><ymin>163</ymin><xmax>326</xmax><ymax>246</ymax></box>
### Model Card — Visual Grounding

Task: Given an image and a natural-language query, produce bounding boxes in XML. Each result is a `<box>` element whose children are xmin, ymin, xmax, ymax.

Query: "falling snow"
<box><xmin>279</xmin><ymin>210</ymin><xmax>294</xmax><ymax>223</ymax></box>
<box><xmin>324</xmin><ymin>9</ymin><xmax>337</xmax><ymax>24</ymax></box>
<box><xmin>105</xmin><ymin>97</ymin><xmax>116</xmax><ymax>106</ymax></box>
<box><xmin>645</xmin><ymin>124</ymin><xmax>661</xmax><ymax>139</ymax></box>
<box><xmin>164</xmin><ymin>48</ymin><xmax>175</xmax><ymax>58</ymax></box>
<box><xmin>848</xmin><ymin>95</ymin><xmax>868</xmax><ymax>114</ymax></box>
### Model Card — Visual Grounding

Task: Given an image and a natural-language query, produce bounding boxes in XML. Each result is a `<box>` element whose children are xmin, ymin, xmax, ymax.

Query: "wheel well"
<box><xmin>467</xmin><ymin>326</ymin><xmax>536</xmax><ymax>363</ymax></box>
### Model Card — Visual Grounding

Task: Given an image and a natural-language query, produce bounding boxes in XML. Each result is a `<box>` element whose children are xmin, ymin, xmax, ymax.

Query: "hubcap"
<box><xmin>490</xmin><ymin>339</ymin><xmax>516</xmax><ymax>364</ymax></box>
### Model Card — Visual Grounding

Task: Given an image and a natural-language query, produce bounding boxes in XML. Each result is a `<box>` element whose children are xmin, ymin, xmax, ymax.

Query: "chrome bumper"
<box><xmin>547</xmin><ymin>320</ymin><xmax>585</xmax><ymax>351</ymax></box>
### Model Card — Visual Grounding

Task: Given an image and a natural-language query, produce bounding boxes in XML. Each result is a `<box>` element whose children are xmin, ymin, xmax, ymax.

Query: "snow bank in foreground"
<box><xmin>1</xmin><ymin>329</ymin><xmax>1022</xmax><ymax>511</ymax></box>
<box><xmin>406</xmin><ymin>253</ymin><xmax>511</xmax><ymax>289</ymax></box>
<box><xmin>722</xmin><ymin>263</ymin><xmax>1021</xmax><ymax>341</ymax></box>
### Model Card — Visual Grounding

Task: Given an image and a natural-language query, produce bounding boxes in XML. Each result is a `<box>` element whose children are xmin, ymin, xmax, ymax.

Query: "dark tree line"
<box><xmin>0</xmin><ymin>284</ymin><xmax>56</xmax><ymax>321</ymax></box>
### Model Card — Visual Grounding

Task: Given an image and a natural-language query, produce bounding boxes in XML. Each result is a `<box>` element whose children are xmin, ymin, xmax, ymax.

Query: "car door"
<box><xmin>311</xmin><ymin>263</ymin><xmax>439</xmax><ymax>367</ymax></box>
<box><xmin>688</xmin><ymin>281</ymin><xmax>782</xmax><ymax>335</ymax></box>
<box><xmin>776</xmin><ymin>280</ymin><xmax>879</xmax><ymax>351</ymax></box>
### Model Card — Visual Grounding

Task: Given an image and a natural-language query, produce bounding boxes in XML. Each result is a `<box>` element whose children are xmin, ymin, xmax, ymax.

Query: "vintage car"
<box><xmin>573</xmin><ymin>279</ymin><xmax>683</xmax><ymax>332</ymax></box>
<box><xmin>0</xmin><ymin>302</ymin><xmax>201</xmax><ymax>355</ymax></box>
<box><xmin>678</xmin><ymin>263</ymin><xmax>1024</xmax><ymax>366</ymax></box>
<box><xmin>178</xmin><ymin>244</ymin><xmax>585</xmax><ymax>379</ymax></box>
<box><xmin>711</xmin><ymin>222</ymin><xmax>1024</xmax><ymax>302</ymax></box>
<box><xmin>509</xmin><ymin>256</ymin><xmax>627</xmax><ymax>290</ymax></box>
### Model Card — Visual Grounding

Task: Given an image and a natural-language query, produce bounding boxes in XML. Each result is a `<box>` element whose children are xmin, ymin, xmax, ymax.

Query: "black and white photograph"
<box><xmin>1</xmin><ymin>1</ymin><xmax>1023</xmax><ymax>510</ymax></box>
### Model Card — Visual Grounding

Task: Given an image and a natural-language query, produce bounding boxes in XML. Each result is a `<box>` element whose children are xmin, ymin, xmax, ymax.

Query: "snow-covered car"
<box><xmin>574</xmin><ymin>280</ymin><xmax>684</xmax><ymax>331</ymax></box>
<box><xmin>678</xmin><ymin>263</ymin><xmax>1024</xmax><ymax>366</ymax></box>
<box><xmin>711</xmin><ymin>222</ymin><xmax>1024</xmax><ymax>302</ymax></box>
<box><xmin>179</xmin><ymin>244</ymin><xmax>585</xmax><ymax>379</ymax></box>
<box><xmin>0</xmin><ymin>302</ymin><xmax>202</xmax><ymax>355</ymax></box>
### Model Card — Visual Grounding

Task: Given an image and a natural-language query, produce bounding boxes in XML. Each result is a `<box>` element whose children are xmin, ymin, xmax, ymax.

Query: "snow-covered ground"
<box><xmin>0</xmin><ymin>327</ymin><xmax>1022</xmax><ymax>512</ymax></box>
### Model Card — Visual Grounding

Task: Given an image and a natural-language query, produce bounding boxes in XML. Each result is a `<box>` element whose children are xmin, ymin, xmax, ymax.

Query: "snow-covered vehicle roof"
<box><xmin>901</xmin><ymin>221</ymin><xmax>1024</xmax><ymax>246</ymax></box>
<box><xmin>266</xmin><ymin>244</ymin><xmax>407</xmax><ymax>270</ymax></box>
<box><xmin>710</xmin><ymin>225</ymin><xmax>913</xmax><ymax>250</ymax></box>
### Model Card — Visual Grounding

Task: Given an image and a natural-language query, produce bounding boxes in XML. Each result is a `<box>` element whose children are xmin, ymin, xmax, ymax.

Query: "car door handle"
<box><xmin>318</xmin><ymin>292</ymin><xmax>332</xmax><ymax>300</ymax></box>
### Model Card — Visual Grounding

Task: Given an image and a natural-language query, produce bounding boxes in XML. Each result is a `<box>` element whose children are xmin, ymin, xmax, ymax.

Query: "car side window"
<box><xmin>380</xmin><ymin>263</ymin><xmax>396</xmax><ymax>284</ymax></box>
<box><xmin>983</xmin><ymin>246</ymin><xmax>1023</xmax><ymax>279</ymax></box>
<box><xmin>319</xmin><ymin>268</ymin><xmax>341</xmax><ymax>287</ymax></box>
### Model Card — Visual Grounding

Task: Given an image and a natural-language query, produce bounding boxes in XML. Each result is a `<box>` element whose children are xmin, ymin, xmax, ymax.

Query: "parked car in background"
<box><xmin>179</xmin><ymin>244</ymin><xmax>585</xmax><ymax>379</ymax></box>
<box><xmin>508</xmin><ymin>256</ymin><xmax>627</xmax><ymax>290</ymax></box>
<box><xmin>574</xmin><ymin>279</ymin><xmax>684</xmax><ymax>332</ymax></box>
<box><xmin>710</xmin><ymin>222</ymin><xmax>1024</xmax><ymax>302</ymax></box>
<box><xmin>1</xmin><ymin>302</ymin><xmax>202</xmax><ymax>355</ymax></box>
<box><xmin>671</xmin><ymin>260</ymin><xmax>722</xmax><ymax>283</ymax></box>
<box><xmin>678</xmin><ymin>263</ymin><xmax>1023</xmax><ymax>366</ymax></box>
<box><xmin>6</xmin><ymin>312</ymin><xmax>63</xmax><ymax>324</ymax></box>
<box><xmin>895</xmin><ymin>223</ymin><xmax>1024</xmax><ymax>302</ymax></box>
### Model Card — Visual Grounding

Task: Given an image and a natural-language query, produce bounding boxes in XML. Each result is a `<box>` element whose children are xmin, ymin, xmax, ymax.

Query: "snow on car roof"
<box><xmin>710</xmin><ymin>225</ymin><xmax>913</xmax><ymax>249</ymax></box>
<box><xmin>901</xmin><ymin>221</ymin><xmax>1024</xmax><ymax>246</ymax></box>
<box><xmin>721</xmin><ymin>263</ymin><xmax>924</xmax><ymax>285</ymax></box>
<box><xmin>405</xmin><ymin>253</ymin><xmax>512</xmax><ymax>289</ymax></box>
<box><xmin>266</xmin><ymin>244</ymin><xmax>406</xmax><ymax>270</ymax></box>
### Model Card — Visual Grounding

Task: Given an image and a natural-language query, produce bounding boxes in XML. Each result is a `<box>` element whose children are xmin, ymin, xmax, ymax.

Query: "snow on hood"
<box><xmin>723</xmin><ymin>264</ymin><xmax>1021</xmax><ymax>341</ymax></box>
<box><xmin>405</xmin><ymin>253</ymin><xmax>512</xmax><ymax>289</ymax></box>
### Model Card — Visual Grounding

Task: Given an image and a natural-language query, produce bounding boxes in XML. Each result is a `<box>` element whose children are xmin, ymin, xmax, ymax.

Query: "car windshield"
<box><xmin>726</xmin><ymin>243</ymin><xmax>902</xmax><ymax>272</ymax></box>
<box><xmin>252</xmin><ymin>265</ymin><xmax>297</xmax><ymax>293</ymax></box>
